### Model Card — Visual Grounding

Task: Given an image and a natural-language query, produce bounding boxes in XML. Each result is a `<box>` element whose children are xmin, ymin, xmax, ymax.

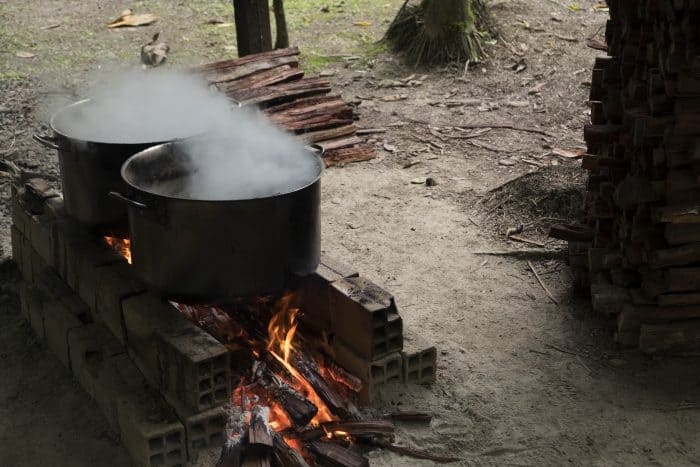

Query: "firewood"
<box><xmin>248</xmin><ymin>406</ymin><xmax>274</xmax><ymax>453</ymax></box>
<box><xmin>254</xmin><ymin>361</ymin><xmax>318</xmax><ymax>427</ymax></box>
<box><xmin>639</xmin><ymin>320</ymin><xmax>700</xmax><ymax>354</ymax></box>
<box><xmin>308</xmin><ymin>441</ymin><xmax>369</xmax><ymax>467</ymax></box>
<box><xmin>204</xmin><ymin>55</ymin><xmax>300</xmax><ymax>85</ymax></box>
<box><xmin>218</xmin><ymin>66</ymin><xmax>305</xmax><ymax>94</ymax></box>
<box><xmin>241</xmin><ymin>454</ymin><xmax>272</xmax><ymax>467</ymax></box>
<box><xmin>217</xmin><ymin>435</ymin><xmax>246</xmax><ymax>467</ymax></box>
<box><xmin>383</xmin><ymin>411</ymin><xmax>432</xmax><ymax>423</ymax></box>
<box><xmin>652</xmin><ymin>205</ymin><xmax>700</xmax><ymax>224</ymax></box>
<box><xmin>271</xmin><ymin>434</ymin><xmax>310</xmax><ymax>467</ymax></box>
<box><xmin>296</xmin><ymin>420</ymin><xmax>395</xmax><ymax>442</ymax></box>
<box><xmin>233</xmin><ymin>78</ymin><xmax>332</xmax><ymax>106</ymax></box>
<box><xmin>299</xmin><ymin>124</ymin><xmax>357</xmax><ymax>144</ymax></box>
<box><xmin>317</xmin><ymin>136</ymin><xmax>363</xmax><ymax>152</ymax></box>
<box><xmin>548</xmin><ymin>223</ymin><xmax>594</xmax><ymax>242</ymax></box>
<box><xmin>649</xmin><ymin>243</ymin><xmax>700</xmax><ymax>269</ymax></box>
<box><xmin>291</xmin><ymin>352</ymin><xmax>357</xmax><ymax>420</ymax></box>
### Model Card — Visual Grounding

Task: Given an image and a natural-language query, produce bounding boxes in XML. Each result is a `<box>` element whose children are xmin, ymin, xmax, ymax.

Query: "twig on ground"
<box><xmin>544</xmin><ymin>343</ymin><xmax>583</xmax><ymax>357</ymax></box>
<box><xmin>455</xmin><ymin>124</ymin><xmax>554</xmax><ymax>137</ymax></box>
<box><xmin>508</xmin><ymin>234</ymin><xmax>545</xmax><ymax>247</ymax></box>
<box><xmin>473</xmin><ymin>250</ymin><xmax>564</xmax><ymax>260</ymax></box>
<box><xmin>528</xmin><ymin>261</ymin><xmax>559</xmax><ymax>305</ymax></box>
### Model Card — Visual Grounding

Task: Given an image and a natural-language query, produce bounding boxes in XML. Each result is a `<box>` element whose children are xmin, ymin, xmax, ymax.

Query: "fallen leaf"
<box><xmin>411</xmin><ymin>177</ymin><xmax>427</xmax><ymax>184</ymax></box>
<box><xmin>40</xmin><ymin>23</ymin><xmax>61</xmax><ymax>30</ymax></box>
<box><xmin>15</xmin><ymin>51</ymin><xmax>35</xmax><ymax>59</ymax></box>
<box><xmin>499</xmin><ymin>159</ymin><xmax>517</xmax><ymax>167</ymax></box>
<box><xmin>383</xmin><ymin>143</ymin><xmax>397</xmax><ymax>153</ymax></box>
<box><xmin>107</xmin><ymin>10</ymin><xmax>158</xmax><ymax>28</ymax></box>
<box><xmin>353</xmin><ymin>21</ymin><xmax>371</xmax><ymax>27</ymax></box>
<box><xmin>528</xmin><ymin>82</ymin><xmax>546</xmax><ymax>94</ymax></box>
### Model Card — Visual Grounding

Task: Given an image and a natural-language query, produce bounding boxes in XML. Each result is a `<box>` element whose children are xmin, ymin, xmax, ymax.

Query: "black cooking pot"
<box><xmin>110</xmin><ymin>141</ymin><xmax>323</xmax><ymax>301</ymax></box>
<box><xmin>33</xmin><ymin>99</ymin><xmax>178</xmax><ymax>229</ymax></box>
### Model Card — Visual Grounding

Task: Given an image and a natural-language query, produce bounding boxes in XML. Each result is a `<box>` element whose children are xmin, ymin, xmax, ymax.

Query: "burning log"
<box><xmin>308</xmin><ymin>441</ymin><xmax>369</xmax><ymax>467</ymax></box>
<box><xmin>217</xmin><ymin>436</ymin><xmax>246</xmax><ymax>467</ymax></box>
<box><xmin>241</xmin><ymin>454</ymin><xmax>271</xmax><ymax>467</ymax></box>
<box><xmin>292</xmin><ymin>352</ymin><xmax>359</xmax><ymax>420</ymax></box>
<box><xmin>248</xmin><ymin>406</ymin><xmax>274</xmax><ymax>453</ymax></box>
<box><xmin>272</xmin><ymin>434</ymin><xmax>310</xmax><ymax>467</ymax></box>
<box><xmin>296</xmin><ymin>420</ymin><xmax>395</xmax><ymax>442</ymax></box>
<box><xmin>254</xmin><ymin>361</ymin><xmax>318</xmax><ymax>427</ymax></box>
<box><xmin>324</xmin><ymin>358</ymin><xmax>363</xmax><ymax>393</ymax></box>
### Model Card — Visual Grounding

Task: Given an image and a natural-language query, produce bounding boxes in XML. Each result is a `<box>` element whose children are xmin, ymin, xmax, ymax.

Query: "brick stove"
<box><xmin>10</xmin><ymin>180</ymin><xmax>437</xmax><ymax>467</ymax></box>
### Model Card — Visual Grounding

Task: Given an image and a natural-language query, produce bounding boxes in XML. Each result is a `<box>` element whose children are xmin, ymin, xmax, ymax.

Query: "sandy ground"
<box><xmin>1</xmin><ymin>1</ymin><xmax>700</xmax><ymax>466</ymax></box>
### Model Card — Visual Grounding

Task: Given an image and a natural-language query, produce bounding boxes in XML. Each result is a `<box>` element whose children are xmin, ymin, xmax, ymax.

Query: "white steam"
<box><xmin>53</xmin><ymin>68</ymin><xmax>321</xmax><ymax>200</ymax></box>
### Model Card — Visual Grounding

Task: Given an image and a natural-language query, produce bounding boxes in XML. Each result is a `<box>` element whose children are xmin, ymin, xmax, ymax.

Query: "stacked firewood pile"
<box><xmin>552</xmin><ymin>0</ymin><xmax>700</xmax><ymax>353</ymax></box>
<box><xmin>194</xmin><ymin>47</ymin><xmax>375</xmax><ymax>168</ymax></box>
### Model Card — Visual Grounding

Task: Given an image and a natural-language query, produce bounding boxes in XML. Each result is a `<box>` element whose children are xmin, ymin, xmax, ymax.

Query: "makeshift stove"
<box><xmin>11</xmin><ymin>181</ymin><xmax>438</xmax><ymax>467</ymax></box>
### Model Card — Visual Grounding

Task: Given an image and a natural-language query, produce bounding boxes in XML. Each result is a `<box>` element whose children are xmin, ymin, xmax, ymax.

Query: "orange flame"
<box><xmin>267</xmin><ymin>294</ymin><xmax>336</xmax><ymax>427</ymax></box>
<box><xmin>104</xmin><ymin>236</ymin><xmax>132</xmax><ymax>264</ymax></box>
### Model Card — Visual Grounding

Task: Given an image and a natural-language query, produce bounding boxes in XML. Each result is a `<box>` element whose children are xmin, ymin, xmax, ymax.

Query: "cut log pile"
<box><xmin>193</xmin><ymin>48</ymin><xmax>375</xmax><ymax>168</ymax></box>
<box><xmin>551</xmin><ymin>0</ymin><xmax>700</xmax><ymax>354</ymax></box>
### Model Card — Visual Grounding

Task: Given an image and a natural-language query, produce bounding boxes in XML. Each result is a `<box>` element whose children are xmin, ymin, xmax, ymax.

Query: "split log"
<box><xmin>639</xmin><ymin>320</ymin><xmax>700</xmax><ymax>354</ymax></box>
<box><xmin>296</xmin><ymin>420</ymin><xmax>395</xmax><ymax>442</ymax></box>
<box><xmin>652</xmin><ymin>205</ymin><xmax>700</xmax><ymax>224</ymax></box>
<box><xmin>248</xmin><ymin>406</ymin><xmax>274</xmax><ymax>453</ymax></box>
<box><xmin>324</xmin><ymin>358</ymin><xmax>363</xmax><ymax>393</ymax></box>
<box><xmin>202</xmin><ymin>55</ymin><xmax>299</xmax><ymax>85</ymax></box>
<box><xmin>272</xmin><ymin>434</ymin><xmax>310</xmax><ymax>467</ymax></box>
<box><xmin>299</xmin><ymin>124</ymin><xmax>358</xmax><ymax>144</ymax></box>
<box><xmin>324</xmin><ymin>146</ymin><xmax>376</xmax><ymax>167</ymax></box>
<box><xmin>383</xmin><ymin>411</ymin><xmax>432</xmax><ymax>423</ymax></box>
<box><xmin>254</xmin><ymin>361</ymin><xmax>318</xmax><ymax>427</ymax></box>
<box><xmin>217</xmin><ymin>435</ymin><xmax>246</xmax><ymax>467</ymax></box>
<box><xmin>308</xmin><ymin>441</ymin><xmax>369</xmax><ymax>467</ymax></box>
<box><xmin>241</xmin><ymin>454</ymin><xmax>272</xmax><ymax>467</ymax></box>
<box><xmin>317</xmin><ymin>136</ymin><xmax>363</xmax><ymax>152</ymax></box>
<box><xmin>194</xmin><ymin>48</ymin><xmax>299</xmax><ymax>73</ymax></box>
<box><xmin>217</xmin><ymin>66</ymin><xmax>305</xmax><ymax>93</ymax></box>
<box><xmin>649</xmin><ymin>243</ymin><xmax>700</xmax><ymax>268</ymax></box>
<box><xmin>548</xmin><ymin>224</ymin><xmax>594</xmax><ymax>242</ymax></box>
<box><xmin>291</xmin><ymin>352</ymin><xmax>358</xmax><ymax>420</ymax></box>
<box><xmin>665</xmin><ymin>224</ymin><xmax>700</xmax><ymax>245</ymax></box>
<box><xmin>232</xmin><ymin>78</ymin><xmax>332</xmax><ymax>107</ymax></box>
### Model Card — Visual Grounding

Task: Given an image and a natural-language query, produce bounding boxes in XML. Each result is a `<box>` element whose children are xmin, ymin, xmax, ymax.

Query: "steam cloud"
<box><xmin>54</xmin><ymin>68</ymin><xmax>321</xmax><ymax>200</ymax></box>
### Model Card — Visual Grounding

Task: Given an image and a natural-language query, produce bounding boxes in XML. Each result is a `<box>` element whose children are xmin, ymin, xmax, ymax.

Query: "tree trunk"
<box><xmin>273</xmin><ymin>0</ymin><xmax>290</xmax><ymax>49</ymax></box>
<box><xmin>423</xmin><ymin>0</ymin><xmax>469</xmax><ymax>40</ymax></box>
<box><xmin>232</xmin><ymin>0</ymin><xmax>273</xmax><ymax>56</ymax></box>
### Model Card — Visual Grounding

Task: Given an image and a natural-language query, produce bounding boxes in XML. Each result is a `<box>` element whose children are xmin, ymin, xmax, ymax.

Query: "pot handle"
<box><xmin>307</xmin><ymin>143</ymin><xmax>326</xmax><ymax>157</ymax></box>
<box><xmin>108</xmin><ymin>191</ymin><xmax>149</xmax><ymax>210</ymax></box>
<box><xmin>33</xmin><ymin>133</ymin><xmax>61</xmax><ymax>151</ymax></box>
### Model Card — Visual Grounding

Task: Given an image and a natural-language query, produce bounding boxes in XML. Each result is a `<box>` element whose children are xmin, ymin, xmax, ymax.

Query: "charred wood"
<box><xmin>272</xmin><ymin>434</ymin><xmax>310</xmax><ymax>467</ymax></box>
<box><xmin>296</xmin><ymin>420</ymin><xmax>395</xmax><ymax>442</ymax></box>
<box><xmin>308</xmin><ymin>441</ymin><xmax>369</xmax><ymax>467</ymax></box>
<box><xmin>254</xmin><ymin>361</ymin><xmax>318</xmax><ymax>427</ymax></box>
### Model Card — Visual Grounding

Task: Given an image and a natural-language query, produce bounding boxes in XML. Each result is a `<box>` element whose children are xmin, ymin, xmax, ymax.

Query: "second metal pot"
<box><xmin>111</xmin><ymin>141</ymin><xmax>323</xmax><ymax>301</ymax></box>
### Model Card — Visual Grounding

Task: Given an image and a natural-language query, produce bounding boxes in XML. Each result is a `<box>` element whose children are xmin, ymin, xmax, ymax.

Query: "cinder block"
<box><xmin>34</xmin><ymin>267</ymin><xmax>74</xmax><ymax>300</ymax></box>
<box><xmin>95</xmin><ymin>262</ymin><xmax>147</xmax><ymax>344</ymax></box>
<box><xmin>67</xmin><ymin>323</ymin><xmax>126</xmax><ymax>422</ymax></box>
<box><xmin>117</xmin><ymin>382</ymin><xmax>187</xmax><ymax>467</ymax></box>
<box><xmin>401</xmin><ymin>330</ymin><xmax>437</xmax><ymax>385</ymax></box>
<box><xmin>158</xmin><ymin>327</ymin><xmax>231</xmax><ymax>413</ymax></box>
<box><xmin>42</xmin><ymin>293</ymin><xmax>90</xmax><ymax>369</ymax></box>
<box><xmin>332</xmin><ymin>340</ymin><xmax>402</xmax><ymax>404</ymax></box>
<box><xmin>51</xmin><ymin>218</ymin><xmax>93</xmax><ymax>288</ymax></box>
<box><xmin>27</xmin><ymin>212</ymin><xmax>56</xmax><ymax>268</ymax></box>
<box><xmin>20</xmin><ymin>283</ymin><xmax>47</xmax><ymax>338</ymax></box>
<box><xmin>300</xmin><ymin>255</ymin><xmax>359</xmax><ymax>336</ymax></box>
<box><xmin>11</xmin><ymin>191</ymin><xmax>29</xmax><ymax>236</ymax></box>
<box><xmin>330</xmin><ymin>276</ymin><xmax>403</xmax><ymax>359</ymax></box>
<box><xmin>74</xmin><ymin>242</ymin><xmax>126</xmax><ymax>312</ymax></box>
<box><xmin>11</xmin><ymin>226</ymin><xmax>23</xmax><ymax>269</ymax></box>
<box><xmin>183</xmin><ymin>406</ymin><xmax>227</xmax><ymax>460</ymax></box>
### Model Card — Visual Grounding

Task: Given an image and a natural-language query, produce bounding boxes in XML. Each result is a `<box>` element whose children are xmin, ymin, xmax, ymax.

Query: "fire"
<box><xmin>104</xmin><ymin>236</ymin><xmax>132</xmax><ymax>264</ymax></box>
<box><xmin>266</xmin><ymin>294</ymin><xmax>336</xmax><ymax>427</ymax></box>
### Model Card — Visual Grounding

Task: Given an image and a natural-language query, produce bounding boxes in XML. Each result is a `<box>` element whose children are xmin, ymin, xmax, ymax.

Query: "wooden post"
<box><xmin>233</xmin><ymin>0</ymin><xmax>273</xmax><ymax>57</ymax></box>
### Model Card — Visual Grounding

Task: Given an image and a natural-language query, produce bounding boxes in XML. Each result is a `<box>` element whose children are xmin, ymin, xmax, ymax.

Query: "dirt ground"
<box><xmin>1</xmin><ymin>1</ymin><xmax>700</xmax><ymax>466</ymax></box>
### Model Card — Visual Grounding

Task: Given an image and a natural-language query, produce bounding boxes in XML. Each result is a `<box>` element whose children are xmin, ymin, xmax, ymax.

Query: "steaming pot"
<box><xmin>34</xmin><ymin>99</ymin><xmax>178</xmax><ymax>229</ymax></box>
<box><xmin>110</xmin><ymin>141</ymin><xmax>322</xmax><ymax>301</ymax></box>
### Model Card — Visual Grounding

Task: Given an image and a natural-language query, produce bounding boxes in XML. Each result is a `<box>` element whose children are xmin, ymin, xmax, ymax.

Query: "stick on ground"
<box><xmin>528</xmin><ymin>261</ymin><xmax>559</xmax><ymax>305</ymax></box>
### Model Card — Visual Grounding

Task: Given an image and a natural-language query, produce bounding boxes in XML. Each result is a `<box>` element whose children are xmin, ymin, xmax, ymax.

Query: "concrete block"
<box><xmin>27</xmin><ymin>212</ymin><xmax>56</xmax><ymax>268</ymax></box>
<box><xmin>401</xmin><ymin>330</ymin><xmax>437</xmax><ymax>385</ymax></box>
<box><xmin>73</xmin><ymin>242</ymin><xmax>126</xmax><ymax>312</ymax></box>
<box><xmin>158</xmin><ymin>327</ymin><xmax>231</xmax><ymax>413</ymax></box>
<box><xmin>95</xmin><ymin>262</ymin><xmax>147</xmax><ymax>344</ymax></box>
<box><xmin>67</xmin><ymin>323</ymin><xmax>126</xmax><ymax>415</ymax></box>
<box><xmin>42</xmin><ymin>293</ymin><xmax>90</xmax><ymax>369</ymax></box>
<box><xmin>11</xmin><ymin>226</ymin><xmax>23</xmax><ymax>270</ymax></box>
<box><xmin>11</xmin><ymin>191</ymin><xmax>29</xmax><ymax>236</ymax></box>
<box><xmin>123</xmin><ymin>294</ymin><xmax>192</xmax><ymax>385</ymax></box>
<box><xmin>300</xmin><ymin>255</ymin><xmax>359</xmax><ymax>336</ymax></box>
<box><xmin>20</xmin><ymin>283</ymin><xmax>47</xmax><ymax>338</ymax></box>
<box><xmin>330</xmin><ymin>276</ymin><xmax>403</xmax><ymax>359</ymax></box>
<box><xmin>332</xmin><ymin>339</ymin><xmax>402</xmax><ymax>404</ymax></box>
<box><xmin>34</xmin><ymin>267</ymin><xmax>74</xmax><ymax>300</ymax></box>
<box><xmin>117</xmin><ymin>382</ymin><xmax>187</xmax><ymax>467</ymax></box>
<box><xmin>51</xmin><ymin>218</ymin><xmax>93</xmax><ymax>287</ymax></box>
<box><xmin>183</xmin><ymin>406</ymin><xmax>227</xmax><ymax>460</ymax></box>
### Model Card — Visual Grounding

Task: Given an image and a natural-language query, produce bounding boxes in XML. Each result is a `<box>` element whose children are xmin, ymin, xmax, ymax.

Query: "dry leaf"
<box><xmin>15</xmin><ymin>51</ymin><xmax>35</xmax><ymax>59</ymax></box>
<box><xmin>353</xmin><ymin>21</ymin><xmax>371</xmax><ymax>27</ymax></box>
<box><xmin>107</xmin><ymin>10</ymin><xmax>158</xmax><ymax>28</ymax></box>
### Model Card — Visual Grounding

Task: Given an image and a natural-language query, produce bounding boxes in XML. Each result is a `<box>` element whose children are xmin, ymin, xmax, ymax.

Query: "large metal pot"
<box><xmin>110</xmin><ymin>141</ymin><xmax>323</xmax><ymax>301</ymax></box>
<box><xmin>33</xmin><ymin>99</ymin><xmax>176</xmax><ymax>229</ymax></box>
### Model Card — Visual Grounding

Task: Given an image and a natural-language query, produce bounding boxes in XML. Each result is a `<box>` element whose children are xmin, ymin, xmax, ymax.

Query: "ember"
<box><xmin>103</xmin><ymin>236</ymin><xmax>132</xmax><ymax>264</ymax></box>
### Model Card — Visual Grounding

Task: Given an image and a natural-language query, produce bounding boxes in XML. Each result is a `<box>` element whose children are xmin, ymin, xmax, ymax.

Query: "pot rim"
<box><xmin>49</xmin><ymin>99</ymin><xmax>200</xmax><ymax>146</ymax></box>
<box><xmin>120</xmin><ymin>141</ymin><xmax>324</xmax><ymax>203</ymax></box>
